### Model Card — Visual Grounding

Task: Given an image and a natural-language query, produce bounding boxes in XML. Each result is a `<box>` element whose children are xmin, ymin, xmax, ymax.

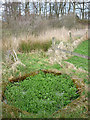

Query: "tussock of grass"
<box><xmin>18</xmin><ymin>40</ymin><xmax>52</xmax><ymax>52</ymax></box>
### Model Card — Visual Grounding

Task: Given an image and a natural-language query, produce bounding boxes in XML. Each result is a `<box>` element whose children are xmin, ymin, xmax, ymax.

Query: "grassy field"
<box><xmin>74</xmin><ymin>40</ymin><xmax>88</xmax><ymax>56</ymax></box>
<box><xmin>2</xmin><ymin>40</ymin><xmax>88</xmax><ymax>118</ymax></box>
<box><xmin>66</xmin><ymin>40</ymin><xmax>89</xmax><ymax>71</ymax></box>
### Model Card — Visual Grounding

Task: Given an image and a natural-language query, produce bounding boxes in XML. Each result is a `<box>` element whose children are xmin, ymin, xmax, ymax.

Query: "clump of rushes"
<box><xmin>18</xmin><ymin>40</ymin><xmax>52</xmax><ymax>52</ymax></box>
<box><xmin>5</xmin><ymin>71</ymin><xmax>79</xmax><ymax>117</ymax></box>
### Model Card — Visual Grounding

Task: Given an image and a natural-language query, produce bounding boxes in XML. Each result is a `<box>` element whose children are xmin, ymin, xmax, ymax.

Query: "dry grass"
<box><xmin>2</xmin><ymin>27</ymin><xmax>88</xmax><ymax>53</ymax></box>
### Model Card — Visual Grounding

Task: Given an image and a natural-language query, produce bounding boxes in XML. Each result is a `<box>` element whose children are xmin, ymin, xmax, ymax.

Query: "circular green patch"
<box><xmin>5</xmin><ymin>71</ymin><xmax>79</xmax><ymax>116</ymax></box>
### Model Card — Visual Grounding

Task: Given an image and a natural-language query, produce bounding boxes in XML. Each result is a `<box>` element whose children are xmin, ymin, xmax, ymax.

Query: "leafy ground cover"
<box><xmin>2</xmin><ymin>40</ymin><xmax>88</xmax><ymax>118</ymax></box>
<box><xmin>66</xmin><ymin>40</ymin><xmax>89</xmax><ymax>71</ymax></box>
<box><xmin>4</xmin><ymin>71</ymin><xmax>79</xmax><ymax>118</ymax></box>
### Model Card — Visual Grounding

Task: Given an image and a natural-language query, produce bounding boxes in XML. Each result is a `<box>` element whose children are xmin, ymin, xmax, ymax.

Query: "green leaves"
<box><xmin>5</xmin><ymin>71</ymin><xmax>79</xmax><ymax>116</ymax></box>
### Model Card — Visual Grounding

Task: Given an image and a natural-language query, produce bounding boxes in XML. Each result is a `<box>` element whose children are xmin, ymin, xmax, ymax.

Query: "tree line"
<box><xmin>2</xmin><ymin>1</ymin><xmax>89</xmax><ymax>22</ymax></box>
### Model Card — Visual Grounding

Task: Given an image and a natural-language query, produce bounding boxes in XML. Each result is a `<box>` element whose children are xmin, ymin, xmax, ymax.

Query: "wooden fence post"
<box><xmin>52</xmin><ymin>37</ymin><xmax>55</xmax><ymax>49</ymax></box>
<box><xmin>86</xmin><ymin>31</ymin><xmax>88</xmax><ymax>40</ymax></box>
<box><xmin>69</xmin><ymin>31</ymin><xmax>72</xmax><ymax>43</ymax></box>
<box><xmin>52</xmin><ymin>37</ymin><xmax>56</xmax><ymax>57</ymax></box>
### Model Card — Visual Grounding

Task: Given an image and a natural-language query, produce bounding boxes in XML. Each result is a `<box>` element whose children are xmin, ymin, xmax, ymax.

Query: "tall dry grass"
<box><xmin>2</xmin><ymin>27</ymin><xmax>88</xmax><ymax>53</ymax></box>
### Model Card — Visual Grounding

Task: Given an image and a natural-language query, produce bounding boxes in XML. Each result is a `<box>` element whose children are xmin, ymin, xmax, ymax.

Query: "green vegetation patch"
<box><xmin>18</xmin><ymin>40</ymin><xmax>52</xmax><ymax>52</ymax></box>
<box><xmin>67</xmin><ymin>56</ymin><xmax>88</xmax><ymax>71</ymax></box>
<box><xmin>16</xmin><ymin>53</ymin><xmax>62</xmax><ymax>76</ymax></box>
<box><xmin>74</xmin><ymin>40</ymin><xmax>88</xmax><ymax>56</ymax></box>
<box><xmin>5</xmin><ymin>71</ymin><xmax>79</xmax><ymax>117</ymax></box>
<box><xmin>66</xmin><ymin>40</ymin><xmax>89</xmax><ymax>71</ymax></box>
